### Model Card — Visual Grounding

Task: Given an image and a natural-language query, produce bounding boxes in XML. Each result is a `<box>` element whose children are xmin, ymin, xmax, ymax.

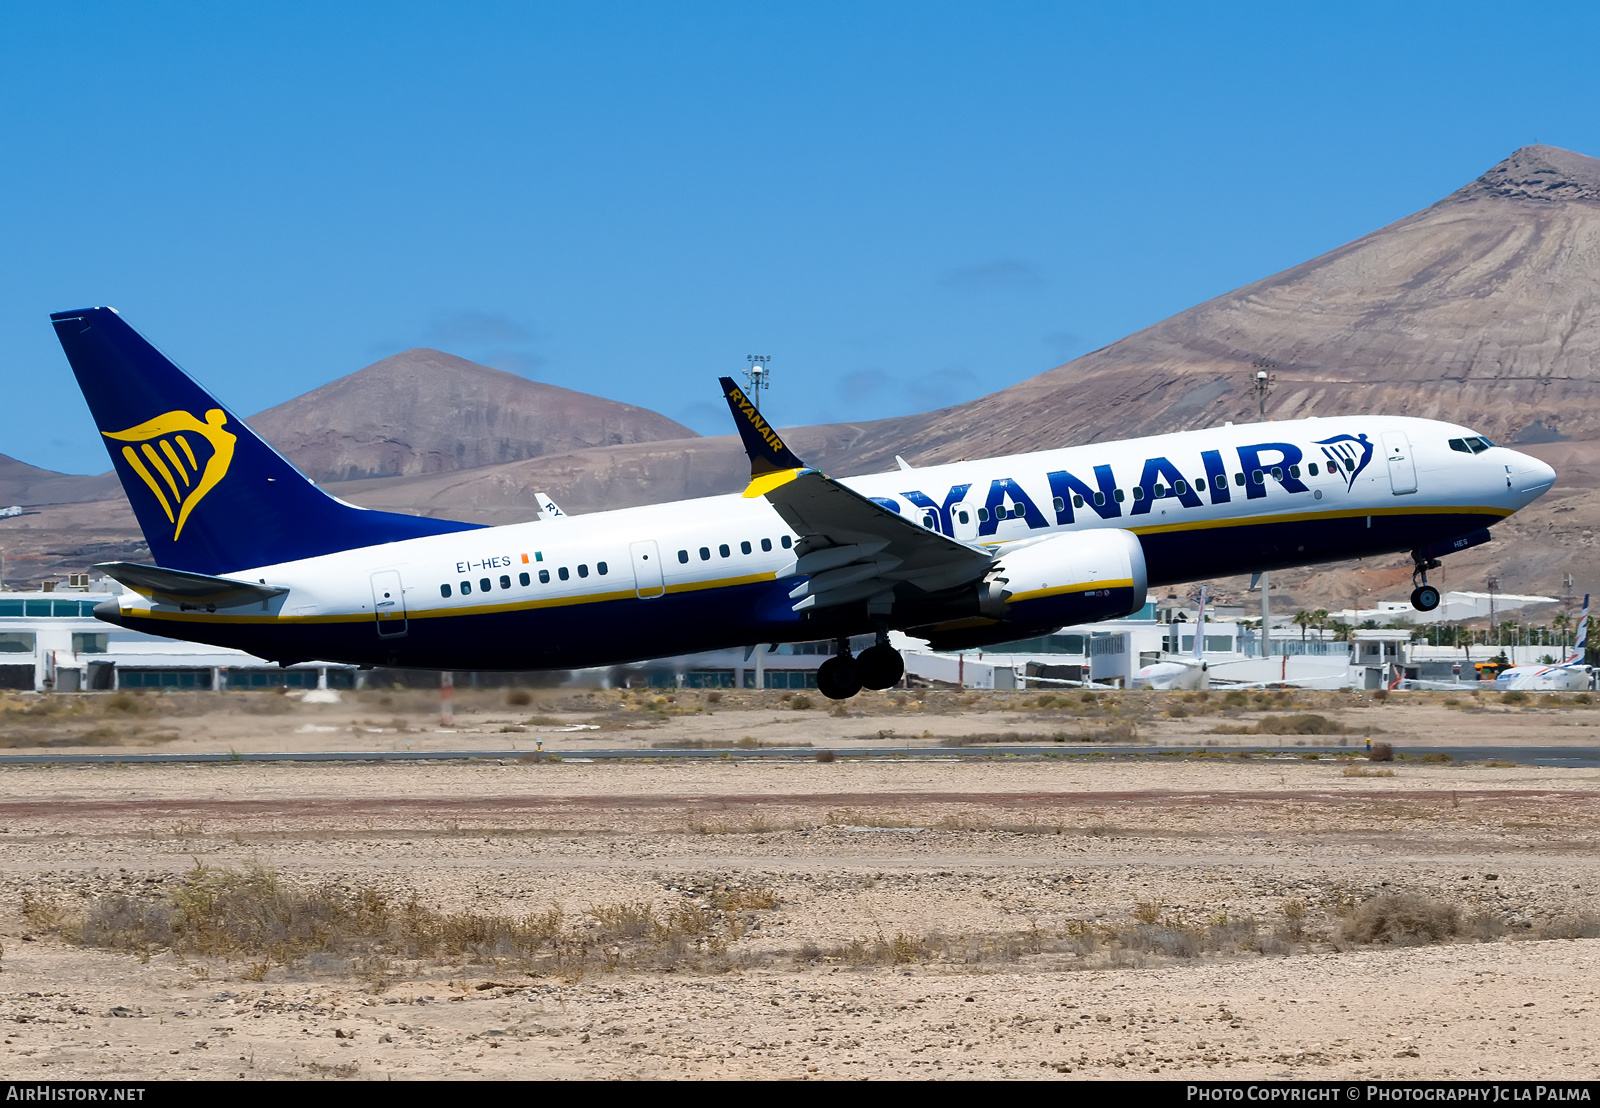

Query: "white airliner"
<box><xmin>1132</xmin><ymin>587</ymin><xmax>1212</xmax><ymax>691</ymax></box>
<box><xmin>1492</xmin><ymin>594</ymin><xmax>1591</xmax><ymax>691</ymax></box>
<box><xmin>51</xmin><ymin>307</ymin><xmax>1558</xmax><ymax>700</ymax></box>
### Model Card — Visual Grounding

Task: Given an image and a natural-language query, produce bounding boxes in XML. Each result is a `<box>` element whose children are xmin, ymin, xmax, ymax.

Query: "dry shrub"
<box><xmin>1337</xmin><ymin>894</ymin><xmax>1459</xmax><ymax>946</ymax></box>
<box><xmin>1538</xmin><ymin>914</ymin><xmax>1600</xmax><ymax>940</ymax></box>
<box><xmin>705</xmin><ymin>691</ymin><xmax>722</xmax><ymax>703</ymax></box>
<box><xmin>505</xmin><ymin>689</ymin><xmax>533</xmax><ymax>707</ymax></box>
<box><xmin>1213</xmin><ymin>713</ymin><xmax>1346</xmax><ymax>736</ymax></box>
<box><xmin>814</xmin><ymin>749</ymin><xmax>836</xmax><ymax>763</ymax></box>
<box><xmin>1420</xmin><ymin>752</ymin><xmax>1453</xmax><ymax>763</ymax></box>
<box><xmin>1343</xmin><ymin>765</ymin><xmax>1395</xmax><ymax>777</ymax></box>
<box><xmin>1501</xmin><ymin>690</ymin><xmax>1528</xmax><ymax>705</ymax></box>
<box><xmin>1368</xmin><ymin>742</ymin><xmax>1396</xmax><ymax>762</ymax></box>
<box><xmin>27</xmin><ymin>863</ymin><xmax>781</xmax><ymax>979</ymax></box>
<box><xmin>790</xmin><ymin>695</ymin><xmax>814</xmax><ymax>710</ymax></box>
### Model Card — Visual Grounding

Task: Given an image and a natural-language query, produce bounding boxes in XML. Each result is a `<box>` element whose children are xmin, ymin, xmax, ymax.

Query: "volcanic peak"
<box><xmin>1451</xmin><ymin>144</ymin><xmax>1600</xmax><ymax>206</ymax></box>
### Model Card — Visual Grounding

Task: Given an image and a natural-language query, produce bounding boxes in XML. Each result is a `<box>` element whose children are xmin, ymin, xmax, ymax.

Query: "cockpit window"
<box><xmin>1448</xmin><ymin>436</ymin><xmax>1494</xmax><ymax>455</ymax></box>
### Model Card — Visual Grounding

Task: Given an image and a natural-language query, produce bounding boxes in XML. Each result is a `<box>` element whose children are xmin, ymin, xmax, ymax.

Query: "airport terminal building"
<box><xmin>0</xmin><ymin>582</ymin><xmax>1571</xmax><ymax>695</ymax></box>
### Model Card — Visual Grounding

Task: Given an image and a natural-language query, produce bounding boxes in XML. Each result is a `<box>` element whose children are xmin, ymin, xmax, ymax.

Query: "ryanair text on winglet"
<box><xmin>727</xmin><ymin>387</ymin><xmax>788</xmax><ymax>454</ymax></box>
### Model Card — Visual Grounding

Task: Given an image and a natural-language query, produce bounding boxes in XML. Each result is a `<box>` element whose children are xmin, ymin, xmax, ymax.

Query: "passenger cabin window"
<box><xmin>499</xmin><ymin>575</ymin><xmax>511</xmax><ymax>590</ymax></box>
<box><xmin>977</xmin><ymin>507</ymin><xmax>990</xmax><ymax>522</ymax></box>
<box><xmin>1308</xmin><ymin>463</ymin><xmax>1319</xmax><ymax>476</ymax></box>
<box><xmin>1113</xmin><ymin>489</ymin><xmax>1125</xmax><ymax>503</ymax></box>
<box><xmin>1270</xmin><ymin>467</ymin><xmax>1282</xmax><ymax>481</ymax></box>
<box><xmin>460</xmin><ymin>580</ymin><xmax>472</xmax><ymax>594</ymax></box>
<box><xmin>558</xmin><ymin>567</ymin><xmax>570</xmax><ymax>581</ymax></box>
<box><xmin>781</xmin><ymin>535</ymin><xmax>792</xmax><ymax>548</ymax></box>
<box><xmin>678</xmin><ymin>549</ymin><xmax>689</xmax><ymax>563</ymax></box>
<box><xmin>923</xmin><ymin>515</ymin><xmax>936</xmax><ymax>529</ymax></box>
<box><xmin>440</xmin><ymin>584</ymin><xmax>452</xmax><ymax>598</ymax></box>
<box><xmin>699</xmin><ymin>547</ymin><xmax>711</xmax><ymax>561</ymax></box>
<box><xmin>598</xmin><ymin>562</ymin><xmax>608</xmax><ymax>575</ymax></box>
<box><xmin>741</xmin><ymin>541</ymin><xmax>751</xmax><ymax>555</ymax></box>
<box><xmin>1052</xmin><ymin>496</ymin><xmax>1065</xmax><ymax>513</ymax></box>
<box><xmin>539</xmin><ymin>569</ymin><xmax>550</xmax><ymax>584</ymax></box>
<box><xmin>1234</xmin><ymin>472</ymin><xmax>1245</xmax><ymax>485</ymax></box>
<box><xmin>479</xmin><ymin>577</ymin><xmax>491</xmax><ymax>592</ymax></box>
<box><xmin>719</xmin><ymin>544</ymin><xmax>730</xmax><ymax>558</ymax></box>
<box><xmin>519</xmin><ymin>572</ymin><xmax>530</xmax><ymax>586</ymax></box>
<box><xmin>1288</xmin><ymin>465</ymin><xmax>1300</xmax><ymax>479</ymax></box>
<box><xmin>957</xmin><ymin>510</ymin><xmax>970</xmax><ymax>524</ymax></box>
<box><xmin>577</xmin><ymin>564</ymin><xmax>589</xmax><ymax>578</ymax></box>
<box><xmin>1132</xmin><ymin>487</ymin><xmax>1145</xmax><ymax>501</ymax></box>
<box><xmin>1072</xmin><ymin>495</ymin><xmax>1084</xmax><ymax>508</ymax></box>
<box><xmin>1174</xmin><ymin>480</ymin><xmax>1186</xmax><ymax>495</ymax></box>
<box><xmin>761</xmin><ymin>538</ymin><xmax>772</xmax><ymax>552</ymax></box>
<box><xmin>1252</xmin><ymin>470</ymin><xmax>1264</xmax><ymax>485</ymax></box>
<box><xmin>1092</xmin><ymin>492</ymin><xmax>1105</xmax><ymax>506</ymax></box>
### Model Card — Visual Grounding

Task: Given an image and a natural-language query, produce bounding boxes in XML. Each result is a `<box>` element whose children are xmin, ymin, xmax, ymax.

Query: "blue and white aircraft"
<box><xmin>52</xmin><ymin>307</ymin><xmax>1558</xmax><ymax>700</ymax></box>
<box><xmin>1492</xmin><ymin>594</ymin><xmax>1591</xmax><ymax>691</ymax></box>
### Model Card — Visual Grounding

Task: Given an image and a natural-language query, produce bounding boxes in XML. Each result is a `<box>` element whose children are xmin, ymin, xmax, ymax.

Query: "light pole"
<box><xmin>744</xmin><ymin>355</ymin><xmax>772</xmax><ymax>411</ymax></box>
<box><xmin>1248</xmin><ymin>363</ymin><xmax>1277</xmax><ymax>655</ymax></box>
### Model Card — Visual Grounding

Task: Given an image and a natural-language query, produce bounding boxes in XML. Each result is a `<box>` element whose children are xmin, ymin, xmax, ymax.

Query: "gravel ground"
<box><xmin>0</xmin><ymin>694</ymin><xmax>1596</xmax><ymax>1079</ymax></box>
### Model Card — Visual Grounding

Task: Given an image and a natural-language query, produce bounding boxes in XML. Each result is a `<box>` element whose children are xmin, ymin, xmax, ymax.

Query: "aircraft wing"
<box><xmin>718</xmin><ymin>377</ymin><xmax>993</xmax><ymax>612</ymax></box>
<box><xmin>95</xmin><ymin>561</ymin><xmax>288</xmax><ymax>607</ymax></box>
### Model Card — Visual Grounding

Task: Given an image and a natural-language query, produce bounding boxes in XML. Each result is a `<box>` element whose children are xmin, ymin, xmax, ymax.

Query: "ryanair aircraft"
<box><xmin>53</xmin><ymin>307</ymin><xmax>1558</xmax><ymax>700</ymax></box>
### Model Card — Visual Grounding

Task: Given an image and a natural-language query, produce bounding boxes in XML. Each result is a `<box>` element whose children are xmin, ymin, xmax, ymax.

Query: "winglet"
<box><xmin>719</xmin><ymin>377</ymin><xmax>807</xmax><ymax>482</ymax></box>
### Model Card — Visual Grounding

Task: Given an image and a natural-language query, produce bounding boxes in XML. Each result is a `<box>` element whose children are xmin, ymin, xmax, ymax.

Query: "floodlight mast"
<box><xmin>1248</xmin><ymin>360</ymin><xmax>1278</xmax><ymax>657</ymax></box>
<box><xmin>744</xmin><ymin>355</ymin><xmax>772</xmax><ymax>411</ymax></box>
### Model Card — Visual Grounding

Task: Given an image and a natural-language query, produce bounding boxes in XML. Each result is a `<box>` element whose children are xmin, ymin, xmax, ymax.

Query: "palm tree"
<box><xmin>1553</xmin><ymin>611</ymin><xmax>1571</xmax><ymax>654</ymax></box>
<box><xmin>1293</xmin><ymin>610</ymin><xmax>1313</xmax><ymax>643</ymax></box>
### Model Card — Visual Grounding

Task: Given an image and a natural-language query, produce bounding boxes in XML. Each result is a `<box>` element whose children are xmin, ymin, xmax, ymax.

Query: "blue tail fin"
<box><xmin>51</xmin><ymin>307</ymin><xmax>481</xmax><ymax>575</ymax></box>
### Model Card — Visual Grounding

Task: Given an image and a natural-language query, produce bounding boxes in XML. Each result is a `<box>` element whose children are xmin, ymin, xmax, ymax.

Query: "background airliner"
<box><xmin>1492</xmin><ymin>594</ymin><xmax>1591</xmax><ymax>691</ymax></box>
<box><xmin>53</xmin><ymin>307</ymin><xmax>1558</xmax><ymax>700</ymax></box>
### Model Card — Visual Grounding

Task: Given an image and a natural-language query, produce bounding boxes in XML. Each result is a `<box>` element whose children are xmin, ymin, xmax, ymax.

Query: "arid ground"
<box><xmin>0</xmin><ymin>686</ymin><xmax>1596</xmax><ymax>1081</ymax></box>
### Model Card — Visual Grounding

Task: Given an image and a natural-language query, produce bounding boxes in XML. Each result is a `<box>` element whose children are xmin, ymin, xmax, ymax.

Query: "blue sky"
<box><xmin>3</xmin><ymin>2</ymin><xmax>1599</xmax><ymax>473</ymax></box>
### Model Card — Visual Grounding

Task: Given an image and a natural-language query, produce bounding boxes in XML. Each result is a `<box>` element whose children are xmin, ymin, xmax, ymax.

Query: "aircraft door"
<box><xmin>630</xmin><ymin>540</ymin><xmax>665</xmax><ymax>599</ymax></box>
<box><xmin>371</xmin><ymin>570</ymin><xmax>408</xmax><ymax>637</ymax></box>
<box><xmin>951</xmin><ymin>498</ymin><xmax>981</xmax><ymax>542</ymax></box>
<box><xmin>1381</xmin><ymin>431</ymin><xmax>1417</xmax><ymax>495</ymax></box>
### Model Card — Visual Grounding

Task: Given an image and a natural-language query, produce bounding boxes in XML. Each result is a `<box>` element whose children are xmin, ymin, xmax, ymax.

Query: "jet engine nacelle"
<box><xmin>915</xmin><ymin>529</ymin><xmax>1149</xmax><ymax>651</ymax></box>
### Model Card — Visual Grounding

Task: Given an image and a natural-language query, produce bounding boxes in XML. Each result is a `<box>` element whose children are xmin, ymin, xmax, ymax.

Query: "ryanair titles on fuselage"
<box><xmin>874</xmin><ymin>431</ymin><xmax>1377</xmax><ymax>541</ymax></box>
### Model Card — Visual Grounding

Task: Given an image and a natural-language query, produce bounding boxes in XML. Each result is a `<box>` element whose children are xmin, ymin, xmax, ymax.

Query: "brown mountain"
<box><xmin>816</xmin><ymin>143</ymin><xmax>1600</xmax><ymax>470</ymax></box>
<box><xmin>247</xmin><ymin>348</ymin><xmax>699</xmax><ymax>483</ymax></box>
<box><xmin>0</xmin><ymin>453</ymin><xmax>120</xmax><ymax>508</ymax></box>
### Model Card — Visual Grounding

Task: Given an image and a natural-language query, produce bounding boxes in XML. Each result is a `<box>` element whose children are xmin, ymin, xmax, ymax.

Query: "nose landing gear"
<box><xmin>1410</xmin><ymin>553</ymin><xmax>1443</xmax><ymax>613</ymax></box>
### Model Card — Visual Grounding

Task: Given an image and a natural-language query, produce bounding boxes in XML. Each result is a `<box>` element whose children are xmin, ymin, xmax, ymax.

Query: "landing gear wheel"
<box><xmin>816</xmin><ymin>655</ymin><xmax>862</xmax><ymax>700</ymax></box>
<box><xmin>1411</xmin><ymin>585</ymin><xmax>1441</xmax><ymax>612</ymax></box>
<box><xmin>855</xmin><ymin>644</ymin><xmax>905</xmax><ymax>690</ymax></box>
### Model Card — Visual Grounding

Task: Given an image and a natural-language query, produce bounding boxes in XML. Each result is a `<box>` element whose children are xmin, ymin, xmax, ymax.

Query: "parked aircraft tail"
<box><xmin>51</xmin><ymin>307</ymin><xmax>481</xmax><ymax>575</ymax></box>
<box><xmin>1568</xmin><ymin>593</ymin><xmax>1590</xmax><ymax>666</ymax></box>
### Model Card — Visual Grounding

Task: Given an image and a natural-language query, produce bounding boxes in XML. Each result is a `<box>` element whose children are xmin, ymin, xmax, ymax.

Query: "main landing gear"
<box><xmin>1410</xmin><ymin>552</ymin><xmax>1442</xmax><ymax>613</ymax></box>
<box><xmin>816</xmin><ymin>631</ymin><xmax>905</xmax><ymax>700</ymax></box>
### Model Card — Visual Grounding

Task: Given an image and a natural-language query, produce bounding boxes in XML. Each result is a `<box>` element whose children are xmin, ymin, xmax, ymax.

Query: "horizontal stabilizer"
<box><xmin>95</xmin><ymin>561</ymin><xmax>288</xmax><ymax>606</ymax></box>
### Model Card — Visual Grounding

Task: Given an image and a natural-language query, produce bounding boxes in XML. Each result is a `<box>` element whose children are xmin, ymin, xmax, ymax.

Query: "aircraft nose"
<box><xmin>1509</xmin><ymin>450</ymin><xmax>1557</xmax><ymax>507</ymax></box>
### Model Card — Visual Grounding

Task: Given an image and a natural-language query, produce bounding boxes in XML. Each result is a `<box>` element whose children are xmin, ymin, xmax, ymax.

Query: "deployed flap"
<box><xmin>95</xmin><ymin>561</ymin><xmax>289</xmax><ymax>606</ymax></box>
<box><xmin>717</xmin><ymin>377</ymin><xmax>992</xmax><ymax>611</ymax></box>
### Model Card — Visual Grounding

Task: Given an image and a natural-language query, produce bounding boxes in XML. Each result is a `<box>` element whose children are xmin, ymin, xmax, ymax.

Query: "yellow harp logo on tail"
<box><xmin>103</xmin><ymin>409</ymin><xmax>237</xmax><ymax>541</ymax></box>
